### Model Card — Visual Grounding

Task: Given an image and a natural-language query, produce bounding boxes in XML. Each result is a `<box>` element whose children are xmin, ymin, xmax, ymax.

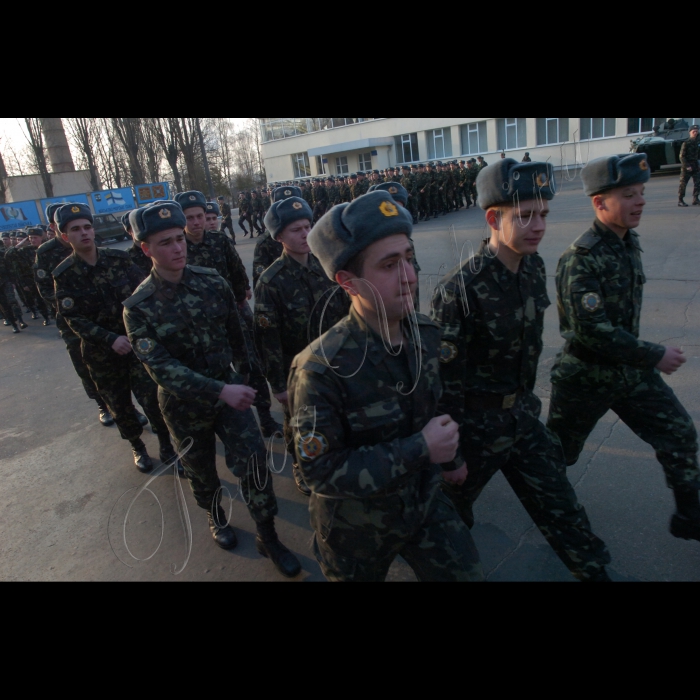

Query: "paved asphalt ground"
<box><xmin>1</xmin><ymin>172</ymin><xmax>699</xmax><ymax>582</ymax></box>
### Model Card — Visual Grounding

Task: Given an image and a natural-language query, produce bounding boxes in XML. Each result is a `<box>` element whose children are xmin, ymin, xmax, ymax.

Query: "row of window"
<box><xmin>260</xmin><ymin>118</ymin><xmax>384</xmax><ymax>143</ymax></box>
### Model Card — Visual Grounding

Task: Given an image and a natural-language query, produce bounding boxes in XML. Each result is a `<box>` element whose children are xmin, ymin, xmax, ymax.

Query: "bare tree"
<box><xmin>150</xmin><ymin>118</ymin><xmax>183</xmax><ymax>192</ymax></box>
<box><xmin>111</xmin><ymin>118</ymin><xmax>146</xmax><ymax>185</ymax></box>
<box><xmin>0</xmin><ymin>142</ymin><xmax>8</xmax><ymax>204</ymax></box>
<box><xmin>64</xmin><ymin>118</ymin><xmax>101</xmax><ymax>191</ymax></box>
<box><xmin>174</xmin><ymin>118</ymin><xmax>201</xmax><ymax>190</ymax></box>
<box><xmin>22</xmin><ymin>118</ymin><xmax>53</xmax><ymax>197</ymax></box>
<box><xmin>140</xmin><ymin>119</ymin><xmax>162</xmax><ymax>184</ymax></box>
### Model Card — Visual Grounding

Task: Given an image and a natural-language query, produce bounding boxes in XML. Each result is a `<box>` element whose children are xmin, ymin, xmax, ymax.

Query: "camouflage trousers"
<box><xmin>311</xmin><ymin>486</ymin><xmax>484</xmax><ymax>582</ymax></box>
<box><xmin>16</xmin><ymin>276</ymin><xmax>50</xmax><ymax>318</ymax></box>
<box><xmin>418</xmin><ymin>194</ymin><xmax>430</xmax><ymax>217</ymax></box>
<box><xmin>238</xmin><ymin>301</ymin><xmax>273</xmax><ymax>417</ymax></box>
<box><xmin>1</xmin><ymin>281</ymin><xmax>21</xmax><ymax>321</ymax></box>
<box><xmin>222</xmin><ymin>217</ymin><xmax>236</xmax><ymax>243</ymax></box>
<box><xmin>679</xmin><ymin>166</ymin><xmax>700</xmax><ymax>200</ymax></box>
<box><xmin>312</xmin><ymin>202</ymin><xmax>327</xmax><ymax>224</ymax></box>
<box><xmin>443</xmin><ymin>407</ymin><xmax>610</xmax><ymax>582</ymax></box>
<box><xmin>83</xmin><ymin>344</ymin><xmax>167</xmax><ymax>443</ymax></box>
<box><xmin>160</xmin><ymin>388</ymin><xmax>278</xmax><ymax>522</ymax></box>
<box><xmin>548</xmin><ymin>364</ymin><xmax>700</xmax><ymax>489</ymax></box>
<box><xmin>60</xmin><ymin>318</ymin><xmax>105</xmax><ymax>408</ymax></box>
<box><xmin>0</xmin><ymin>283</ymin><xmax>18</xmax><ymax>324</ymax></box>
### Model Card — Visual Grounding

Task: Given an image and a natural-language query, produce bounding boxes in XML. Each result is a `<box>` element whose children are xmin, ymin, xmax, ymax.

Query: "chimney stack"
<box><xmin>40</xmin><ymin>118</ymin><xmax>76</xmax><ymax>173</ymax></box>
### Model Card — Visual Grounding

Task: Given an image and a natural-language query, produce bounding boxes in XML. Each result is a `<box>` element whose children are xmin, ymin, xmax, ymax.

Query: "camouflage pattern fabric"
<box><xmin>288</xmin><ymin>307</ymin><xmax>484</xmax><ymax>582</ymax></box>
<box><xmin>339</xmin><ymin>182</ymin><xmax>352</xmax><ymax>203</ymax></box>
<box><xmin>128</xmin><ymin>240</ymin><xmax>153</xmax><ymax>277</ymax></box>
<box><xmin>327</xmin><ymin>184</ymin><xmax>341</xmax><ymax>208</ymax></box>
<box><xmin>186</xmin><ymin>230</ymin><xmax>250</xmax><ymax>303</ymax></box>
<box><xmin>124</xmin><ymin>265</ymin><xmax>277</xmax><ymax>518</ymax></box>
<box><xmin>54</xmin><ymin>248</ymin><xmax>167</xmax><ymax>441</ymax></box>
<box><xmin>252</xmin><ymin>232</ymin><xmax>284</xmax><ymax>289</ymax></box>
<box><xmin>0</xmin><ymin>250</ymin><xmax>21</xmax><ymax>323</ymax></box>
<box><xmin>8</xmin><ymin>245</ymin><xmax>50</xmax><ymax>318</ymax></box>
<box><xmin>547</xmin><ymin>219</ymin><xmax>699</xmax><ymax>488</ymax></box>
<box><xmin>312</xmin><ymin>185</ymin><xmax>328</xmax><ymax>223</ymax></box>
<box><xmin>679</xmin><ymin>136</ymin><xmax>700</xmax><ymax>200</ymax></box>
<box><xmin>401</xmin><ymin>172</ymin><xmax>418</xmax><ymax>219</ymax></box>
<box><xmin>431</xmin><ymin>240</ymin><xmax>611</xmax><ymax>581</ymax></box>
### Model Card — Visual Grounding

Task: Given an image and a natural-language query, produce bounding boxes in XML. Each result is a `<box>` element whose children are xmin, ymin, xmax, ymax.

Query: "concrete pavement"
<box><xmin>1</xmin><ymin>172</ymin><xmax>698</xmax><ymax>581</ymax></box>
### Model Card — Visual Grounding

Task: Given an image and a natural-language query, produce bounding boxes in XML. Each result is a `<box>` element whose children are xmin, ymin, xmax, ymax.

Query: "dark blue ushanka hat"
<box><xmin>121</xmin><ymin>211</ymin><xmax>133</xmax><ymax>232</ymax></box>
<box><xmin>174</xmin><ymin>190</ymin><xmax>208</xmax><ymax>212</ymax></box>
<box><xmin>55</xmin><ymin>203</ymin><xmax>93</xmax><ymax>233</ymax></box>
<box><xmin>368</xmin><ymin>182</ymin><xmax>408</xmax><ymax>206</ymax></box>
<box><xmin>206</xmin><ymin>201</ymin><xmax>221</xmax><ymax>216</ymax></box>
<box><xmin>476</xmin><ymin>159</ymin><xmax>556</xmax><ymax>210</ymax></box>
<box><xmin>581</xmin><ymin>154</ymin><xmax>651</xmax><ymax>197</ymax></box>
<box><xmin>131</xmin><ymin>202</ymin><xmax>187</xmax><ymax>242</ymax></box>
<box><xmin>264</xmin><ymin>197</ymin><xmax>313</xmax><ymax>240</ymax></box>
<box><xmin>309</xmin><ymin>191</ymin><xmax>413</xmax><ymax>281</ymax></box>
<box><xmin>45</xmin><ymin>202</ymin><xmax>63</xmax><ymax>225</ymax></box>
<box><xmin>273</xmin><ymin>186</ymin><xmax>303</xmax><ymax>202</ymax></box>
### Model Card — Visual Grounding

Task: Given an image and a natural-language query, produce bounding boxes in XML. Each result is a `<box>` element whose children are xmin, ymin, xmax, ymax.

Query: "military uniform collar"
<box><xmin>476</xmin><ymin>239</ymin><xmax>533</xmax><ymax>291</ymax></box>
<box><xmin>281</xmin><ymin>250</ymin><xmax>324</xmax><ymax>278</ymax></box>
<box><xmin>186</xmin><ymin>231</ymin><xmax>211</xmax><ymax>247</ymax></box>
<box><xmin>73</xmin><ymin>247</ymin><xmax>106</xmax><ymax>274</ymax></box>
<box><xmin>151</xmin><ymin>265</ymin><xmax>200</xmax><ymax>296</ymax></box>
<box><xmin>592</xmin><ymin>219</ymin><xmax>641</xmax><ymax>252</ymax></box>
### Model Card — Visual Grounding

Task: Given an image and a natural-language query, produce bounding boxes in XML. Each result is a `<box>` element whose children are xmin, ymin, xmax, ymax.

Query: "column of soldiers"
<box><xmin>4</xmin><ymin>147</ymin><xmax>699</xmax><ymax>582</ymax></box>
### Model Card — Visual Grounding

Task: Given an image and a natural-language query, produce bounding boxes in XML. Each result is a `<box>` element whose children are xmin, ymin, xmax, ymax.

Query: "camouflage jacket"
<box><xmin>303</xmin><ymin>188</ymin><xmax>314</xmax><ymax>207</ymax></box>
<box><xmin>54</xmin><ymin>248</ymin><xmax>146</xmax><ymax>351</ymax></box>
<box><xmin>401</xmin><ymin>174</ymin><xmax>416</xmax><ymax>196</ymax></box>
<box><xmin>327</xmin><ymin>185</ymin><xmax>341</xmax><ymax>207</ymax></box>
<box><xmin>7</xmin><ymin>245</ymin><xmax>37</xmax><ymax>284</ymax></box>
<box><xmin>255</xmin><ymin>251</ymin><xmax>349</xmax><ymax>394</ymax></box>
<box><xmin>288</xmin><ymin>307</ymin><xmax>450</xmax><ymax>508</ymax></box>
<box><xmin>262</xmin><ymin>195</ymin><xmax>272</xmax><ymax>212</ymax></box>
<box><xmin>252</xmin><ymin>232</ymin><xmax>284</xmax><ymax>289</ymax></box>
<box><xmin>238</xmin><ymin>197</ymin><xmax>249</xmax><ymax>214</ymax></box>
<box><xmin>34</xmin><ymin>237</ymin><xmax>72</xmax><ymax>307</ymax></box>
<box><xmin>0</xmin><ymin>250</ymin><xmax>12</xmax><ymax>286</ymax></box>
<box><xmin>251</xmin><ymin>197</ymin><xmax>264</xmax><ymax>213</ymax></box>
<box><xmin>312</xmin><ymin>186</ymin><xmax>328</xmax><ymax>205</ymax></box>
<box><xmin>553</xmin><ymin>219</ymin><xmax>665</xmax><ymax>374</ymax></box>
<box><xmin>339</xmin><ymin>183</ymin><xmax>352</xmax><ymax>203</ymax></box>
<box><xmin>355</xmin><ymin>180</ymin><xmax>370</xmax><ymax>197</ymax></box>
<box><xmin>431</xmin><ymin>240</ymin><xmax>550</xmax><ymax>462</ymax></box>
<box><xmin>128</xmin><ymin>240</ymin><xmax>153</xmax><ymax>277</ymax></box>
<box><xmin>123</xmin><ymin>266</ymin><xmax>251</xmax><ymax>404</ymax></box>
<box><xmin>186</xmin><ymin>230</ymin><xmax>250</xmax><ymax>302</ymax></box>
<box><xmin>680</xmin><ymin>137</ymin><xmax>699</xmax><ymax>167</ymax></box>
<box><xmin>220</xmin><ymin>202</ymin><xmax>232</xmax><ymax>219</ymax></box>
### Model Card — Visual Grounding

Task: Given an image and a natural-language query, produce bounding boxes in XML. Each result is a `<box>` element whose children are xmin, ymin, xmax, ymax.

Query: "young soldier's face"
<box><xmin>205</xmin><ymin>213</ymin><xmax>219</xmax><ymax>231</ymax></box>
<box><xmin>29</xmin><ymin>235</ymin><xmax>44</xmax><ymax>248</ymax></box>
<box><xmin>489</xmin><ymin>201</ymin><xmax>550</xmax><ymax>257</ymax></box>
<box><xmin>278</xmin><ymin>220</ymin><xmax>311</xmax><ymax>255</ymax></box>
<box><xmin>338</xmin><ymin>234</ymin><xmax>417</xmax><ymax>323</ymax></box>
<box><xmin>142</xmin><ymin>228</ymin><xmax>188</xmax><ymax>272</ymax></box>
<box><xmin>184</xmin><ymin>207</ymin><xmax>206</xmax><ymax>237</ymax></box>
<box><xmin>62</xmin><ymin>219</ymin><xmax>95</xmax><ymax>254</ymax></box>
<box><xmin>3</xmin><ymin>238</ymin><xmax>12</xmax><ymax>249</ymax></box>
<box><xmin>595</xmin><ymin>184</ymin><xmax>646</xmax><ymax>231</ymax></box>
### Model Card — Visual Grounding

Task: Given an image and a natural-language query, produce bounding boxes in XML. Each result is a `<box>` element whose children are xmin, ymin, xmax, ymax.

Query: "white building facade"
<box><xmin>259</xmin><ymin>118</ymin><xmax>699</xmax><ymax>183</ymax></box>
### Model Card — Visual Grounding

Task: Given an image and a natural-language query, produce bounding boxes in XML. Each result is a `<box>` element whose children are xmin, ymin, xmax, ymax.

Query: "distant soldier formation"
<box><xmin>1</xmin><ymin>135</ymin><xmax>699</xmax><ymax>582</ymax></box>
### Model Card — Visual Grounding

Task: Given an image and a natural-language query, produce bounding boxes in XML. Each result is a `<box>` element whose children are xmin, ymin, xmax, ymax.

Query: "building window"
<box><xmin>536</xmin><ymin>118</ymin><xmax>569</xmax><ymax>145</ymax></box>
<box><xmin>358</xmin><ymin>152</ymin><xmax>372</xmax><ymax>171</ymax></box>
<box><xmin>315</xmin><ymin>156</ymin><xmax>327</xmax><ymax>176</ymax></box>
<box><xmin>460</xmin><ymin>121</ymin><xmax>488</xmax><ymax>155</ymax></box>
<box><xmin>335</xmin><ymin>156</ymin><xmax>349</xmax><ymax>175</ymax></box>
<box><xmin>394</xmin><ymin>133</ymin><xmax>419</xmax><ymax>163</ymax></box>
<box><xmin>427</xmin><ymin>128</ymin><xmax>453</xmax><ymax>160</ymax></box>
<box><xmin>581</xmin><ymin>118</ymin><xmax>616</xmax><ymax>140</ymax></box>
<box><xmin>628</xmin><ymin>118</ymin><xmax>655</xmax><ymax>135</ymax></box>
<box><xmin>497</xmin><ymin>118</ymin><xmax>528</xmax><ymax>151</ymax></box>
<box><xmin>291</xmin><ymin>152</ymin><xmax>311</xmax><ymax>179</ymax></box>
<box><xmin>259</xmin><ymin>118</ymin><xmax>385</xmax><ymax>143</ymax></box>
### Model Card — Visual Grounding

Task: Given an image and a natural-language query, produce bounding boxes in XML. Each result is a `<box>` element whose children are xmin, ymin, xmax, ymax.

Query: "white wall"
<box><xmin>7</xmin><ymin>171</ymin><xmax>94</xmax><ymax>202</ymax></box>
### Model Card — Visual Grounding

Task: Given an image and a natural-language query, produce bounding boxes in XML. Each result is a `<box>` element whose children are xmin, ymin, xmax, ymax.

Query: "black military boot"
<box><xmin>158</xmin><ymin>433</ymin><xmax>184</xmax><ymax>476</ymax></box>
<box><xmin>256</xmin><ymin>519</ymin><xmax>302</xmax><ymax>578</ymax></box>
<box><xmin>42</xmin><ymin>316</ymin><xmax>52</xmax><ymax>327</ymax></box>
<box><xmin>208</xmin><ymin>506</ymin><xmax>238</xmax><ymax>550</ymax></box>
<box><xmin>679</xmin><ymin>199</ymin><xmax>689</xmax><ymax>207</ymax></box>
<box><xmin>17</xmin><ymin>315</ymin><xmax>27</xmax><ymax>330</ymax></box>
<box><xmin>693</xmin><ymin>198</ymin><xmax>700</xmax><ymax>206</ymax></box>
<box><xmin>293</xmin><ymin>463</ymin><xmax>311</xmax><ymax>497</ymax></box>
<box><xmin>11</xmin><ymin>323</ymin><xmax>20</xmax><ymax>334</ymax></box>
<box><xmin>31</xmin><ymin>311</ymin><xmax>39</xmax><ymax>320</ymax></box>
<box><xmin>131</xmin><ymin>440</ymin><xmax>154</xmax><ymax>474</ymax></box>
<box><xmin>134</xmin><ymin>410</ymin><xmax>149</xmax><ymax>427</ymax></box>
<box><xmin>670</xmin><ymin>486</ymin><xmax>700</xmax><ymax>542</ymax></box>
<box><xmin>99</xmin><ymin>408</ymin><xmax>115</xmax><ymax>426</ymax></box>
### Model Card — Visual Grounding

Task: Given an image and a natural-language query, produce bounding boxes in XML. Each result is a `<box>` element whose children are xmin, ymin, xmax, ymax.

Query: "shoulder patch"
<box><xmin>573</xmin><ymin>229</ymin><xmax>601</xmax><ymax>252</ymax></box>
<box><xmin>123</xmin><ymin>280</ymin><xmax>157</xmax><ymax>309</ymax></box>
<box><xmin>103</xmin><ymin>248</ymin><xmax>130</xmax><ymax>259</ymax></box>
<box><xmin>439</xmin><ymin>341</ymin><xmax>458</xmax><ymax>363</ymax></box>
<box><xmin>298</xmin><ymin>432</ymin><xmax>329</xmax><ymax>462</ymax></box>
<box><xmin>52</xmin><ymin>256</ymin><xmax>74</xmax><ymax>278</ymax></box>
<box><xmin>188</xmin><ymin>265</ymin><xmax>219</xmax><ymax>276</ymax></box>
<box><xmin>259</xmin><ymin>258</ymin><xmax>285</xmax><ymax>286</ymax></box>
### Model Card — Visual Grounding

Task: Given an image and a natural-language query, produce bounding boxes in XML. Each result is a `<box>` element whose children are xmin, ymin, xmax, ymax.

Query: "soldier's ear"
<box><xmin>592</xmin><ymin>194</ymin><xmax>608</xmax><ymax>212</ymax></box>
<box><xmin>336</xmin><ymin>270</ymin><xmax>360</xmax><ymax>296</ymax></box>
<box><xmin>485</xmin><ymin>208</ymin><xmax>502</xmax><ymax>232</ymax></box>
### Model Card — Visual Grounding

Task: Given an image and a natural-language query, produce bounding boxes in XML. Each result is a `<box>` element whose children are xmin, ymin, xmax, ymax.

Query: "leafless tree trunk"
<box><xmin>0</xmin><ymin>145</ymin><xmax>8</xmax><ymax>204</ymax></box>
<box><xmin>141</xmin><ymin>119</ymin><xmax>162</xmax><ymax>184</ymax></box>
<box><xmin>23</xmin><ymin>118</ymin><xmax>54</xmax><ymax>197</ymax></box>
<box><xmin>152</xmin><ymin>118</ymin><xmax>184</xmax><ymax>192</ymax></box>
<box><xmin>111</xmin><ymin>118</ymin><xmax>146</xmax><ymax>185</ymax></box>
<box><xmin>64</xmin><ymin>118</ymin><xmax>101</xmax><ymax>191</ymax></box>
<box><xmin>174</xmin><ymin>118</ymin><xmax>200</xmax><ymax>190</ymax></box>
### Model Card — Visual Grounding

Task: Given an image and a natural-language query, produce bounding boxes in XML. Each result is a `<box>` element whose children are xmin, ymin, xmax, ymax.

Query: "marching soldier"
<box><xmin>1</xmin><ymin>232</ymin><xmax>25</xmax><ymax>330</ymax></box>
<box><xmin>121</xmin><ymin>211</ymin><xmax>152</xmax><ymax>277</ymax></box>
<box><xmin>255</xmin><ymin>194</ymin><xmax>349</xmax><ymax>496</ymax></box>
<box><xmin>401</xmin><ymin>164</ymin><xmax>418</xmax><ymax>224</ymax></box>
<box><xmin>312</xmin><ymin>179</ymin><xmax>328</xmax><ymax>223</ymax></box>
<box><xmin>0</xmin><ymin>247</ymin><xmax>21</xmax><ymax>334</ymax></box>
<box><xmin>53</xmin><ymin>203</ymin><xmax>177</xmax><ymax>473</ymax></box>
<box><xmin>251</xmin><ymin>190</ymin><xmax>266</xmax><ymax>234</ymax></box>
<box><xmin>237</xmin><ymin>192</ymin><xmax>251</xmax><ymax>237</ymax></box>
<box><xmin>432</xmin><ymin>159</ymin><xmax>611</xmax><ymax>582</ymax></box>
<box><xmin>123</xmin><ymin>201</ymin><xmax>301</xmax><ymax>577</ymax></box>
<box><xmin>217</xmin><ymin>195</ymin><xmax>236</xmax><ymax>241</ymax></box>
<box><xmin>678</xmin><ymin>124</ymin><xmax>699</xmax><ymax>207</ymax></box>
<box><xmin>252</xmin><ymin>187</ymin><xmax>291</xmax><ymax>288</ymax></box>
<box><xmin>547</xmin><ymin>153</ymin><xmax>700</xmax><ymax>544</ymax></box>
<box><xmin>288</xmin><ymin>191</ymin><xmax>484</xmax><ymax>582</ymax></box>
<box><xmin>8</xmin><ymin>227</ymin><xmax>52</xmax><ymax>325</ymax></box>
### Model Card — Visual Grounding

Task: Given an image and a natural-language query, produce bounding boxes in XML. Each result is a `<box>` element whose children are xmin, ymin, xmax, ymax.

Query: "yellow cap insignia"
<box><xmin>389</xmin><ymin>186</ymin><xmax>398</xmax><ymax>194</ymax></box>
<box><xmin>189</xmin><ymin>195</ymin><xmax>196</xmax><ymax>201</ymax></box>
<box><xmin>159</xmin><ymin>208</ymin><xmax>172</xmax><ymax>219</ymax></box>
<box><xmin>640</xmin><ymin>159</ymin><xmax>649</xmax><ymax>171</ymax></box>
<box><xmin>536</xmin><ymin>173</ymin><xmax>549</xmax><ymax>188</ymax></box>
<box><xmin>136</xmin><ymin>338</ymin><xmax>156</xmax><ymax>355</ymax></box>
<box><xmin>582</xmin><ymin>292</ymin><xmax>602</xmax><ymax>312</ymax></box>
<box><xmin>380</xmin><ymin>201</ymin><xmax>399</xmax><ymax>217</ymax></box>
<box><xmin>439</xmin><ymin>341</ymin><xmax>458</xmax><ymax>364</ymax></box>
<box><xmin>37</xmin><ymin>269</ymin><xmax>47</xmax><ymax>279</ymax></box>
<box><xmin>285</xmin><ymin>190</ymin><xmax>292</xmax><ymax>196</ymax></box>
<box><xmin>292</xmin><ymin>202</ymin><xmax>303</xmax><ymax>210</ymax></box>
<box><xmin>298</xmin><ymin>432</ymin><xmax>329</xmax><ymax>462</ymax></box>
<box><xmin>71</xmin><ymin>206</ymin><xmax>80</xmax><ymax>213</ymax></box>
<box><xmin>62</xmin><ymin>297</ymin><xmax>75</xmax><ymax>310</ymax></box>
<box><xmin>257</xmin><ymin>315</ymin><xmax>272</xmax><ymax>329</ymax></box>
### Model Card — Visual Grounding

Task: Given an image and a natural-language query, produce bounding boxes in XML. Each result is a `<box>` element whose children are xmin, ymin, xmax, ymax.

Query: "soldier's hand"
<box><xmin>112</xmin><ymin>336</ymin><xmax>133</xmax><ymax>356</ymax></box>
<box><xmin>442</xmin><ymin>463</ymin><xmax>468</xmax><ymax>486</ymax></box>
<box><xmin>422</xmin><ymin>415</ymin><xmax>460</xmax><ymax>465</ymax></box>
<box><xmin>274</xmin><ymin>391</ymin><xmax>289</xmax><ymax>406</ymax></box>
<box><xmin>245</xmin><ymin>288</ymin><xmax>253</xmax><ymax>301</ymax></box>
<box><xmin>219</xmin><ymin>384</ymin><xmax>257</xmax><ymax>411</ymax></box>
<box><xmin>657</xmin><ymin>346</ymin><xmax>687</xmax><ymax>375</ymax></box>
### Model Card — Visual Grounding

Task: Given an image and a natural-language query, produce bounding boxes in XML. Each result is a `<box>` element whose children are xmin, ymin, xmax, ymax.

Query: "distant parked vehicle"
<box><xmin>631</xmin><ymin>118</ymin><xmax>691</xmax><ymax>173</ymax></box>
<box><xmin>93</xmin><ymin>213</ymin><xmax>128</xmax><ymax>245</ymax></box>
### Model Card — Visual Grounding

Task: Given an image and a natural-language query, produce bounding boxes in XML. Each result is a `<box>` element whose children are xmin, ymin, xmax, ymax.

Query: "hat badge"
<box><xmin>640</xmin><ymin>159</ymin><xmax>649</xmax><ymax>172</ymax></box>
<box><xmin>71</xmin><ymin>206</ymin><xmax>80</xmax><ymax>213</ymax></box>
<box><xmin>389</xmin><ymin>186</ymin><xmax>398</xmax><ymax>194</ymax></box>
<box><xmin>379</xmin><ymin>201</ymin><xmax>399</xmax><ymax>218</ymax></box>
<box><xmin>285</xmin><ymin>190</ymin><xmax>292</xmax><ymax>196</ymax></box>
<box><xmin>292</xmin><ymin>202</ymin><xmax>303</xmax><ymax>210</ymax></box>
<box><xmin>189</xmin><ymin>195</ymin><xmax>196</xmax><ymax>201</ymax></box>
<box><xmin>536</xmin><ymin>173</ymin><xmax>549</xmax><ymax>188</ymax></box>
<box><xmin>159</xmin><ymin>208</ymin><xmax>172</xmax><ymax>219</ymax></box>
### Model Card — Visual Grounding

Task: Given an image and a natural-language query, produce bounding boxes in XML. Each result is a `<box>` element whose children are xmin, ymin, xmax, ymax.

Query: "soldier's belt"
<box><xmin>464</xmin><ymin>391</ymin><xmax>522</xmax><ymax>411</ymax></box>
<box><xmin>568</xmin><ymin>344</ymin><xmax>620</xmax><ymax>367</ymax></box>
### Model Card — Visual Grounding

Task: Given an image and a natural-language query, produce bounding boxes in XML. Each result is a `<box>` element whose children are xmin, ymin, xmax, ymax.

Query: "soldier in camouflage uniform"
<box><xmin>678</xmin><ymin>124</ymin><xmax>700</xmax><ymax>207</ymax></box>
<box><xmin>0</xmin><ymin>247</ymin><xmax>21</xmax><ymax>333</ymax></box>
<box><xmin>547</xmin><ymin>153</ymin><xmax>700</xmax><ymax>544</ymax></box>
<box><xmin>1</xmin><ymin>232</ymin><xmax>25</xmax><ymax>329</ymax></box>
<box><xmin>401</xmin><ymin>165</ymin><xmax>418</xmax><ymax>224</ymax></box>
<box><xmin>339</xmin><ymin>176</ymin><xmax>352</xmax><ymax>204</ymax></box>
<box><xmin>121</xmin><ymin>211</ymin><xmax>152</xmax><ymax>277</ymax></box>
<box><xmin>237</xmin><ymin>192</ymin><xmax>251</xmax><ymax>237</ymax></box>
<box><xmin>6</xmin><ymin>231</ymin><xmax>51</xmax><ymax>323</ymax></box>
<box><xmin>251</xmin><ymin>190</ymin><xmax>265</xmax><ymax>235</ymax></box>
<box><xmin>432</xmin><ymin>159</ymin><xmax>611</xmax><ymax>582</ymax></box>
<box><xmin>302</xmin><ymin>181</ymin><xmax>314</xmax><ymax>208</ymax></box>
<box><xmin>252</xmin><ymin>187</ymin><xmax>295</xmax><ymax>288</ymax></box>
<box><xmin>312</xmin><ymin>179</ymin><xmax>328</xmax><ymax>223</ymax></box>
<box><xmin>35</xmin><ymin>203</ymin><xmax>113</xmax><ymax>424</ymax></box>
<box><xmin>356</xmin><ymin>172</ymin><xmax>370</xmax><ymax>196</ymax></box>
<box><xmin>326</xmin><ymin>176</ymin><xmax>341</xmax><ymax>210</ymax></box>
<box><xmin>288</xmin><ymin>191</ymin><xmax>484</xmax><ymax>582</ymax></box>
<box><xmin>123</xmin><ymin>201</ymin><xmax>301</xmax><ymax>577</ymax></box>
<box><xmin>217</xmin><ymin>196</ymin><xmax>236</xmax><ymax>242</ymax></box>
<box><xmin>175</xmin><ymin>191</ymin><xmax>280</xmax><ymax>438</ymax></box>
<box><xmin>53</xmin><ymin>203</ymin><xmax>176</xmax><ymax>473</ymax></box>
<box><xmin>256</xmin><ymin>195</ymin><xmax>349</xmax><ymax>496</ymax></box>
<box><xmin>261</xmin><ymin>189</ymin><xmax>272</xmax><ymax>215</ymax></box>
